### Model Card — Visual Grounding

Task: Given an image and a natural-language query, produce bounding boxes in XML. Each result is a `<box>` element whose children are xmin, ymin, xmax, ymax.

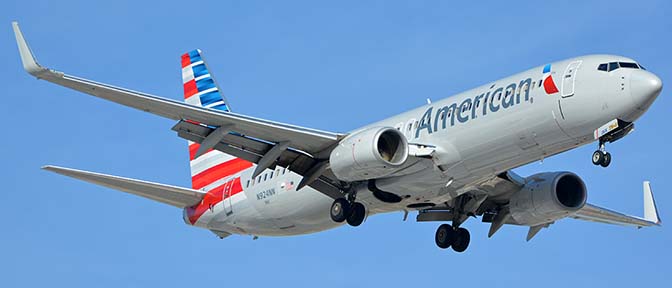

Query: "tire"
<box><xmin>451</xmin><ymin>228</ymin><xmax>470</xmax><ymax>253</ymax></box>
<box><xmin>435</xmin><ymin>224</ymin><xmax>456</xmax><ymax>249</ymax></box>
<box><xmin>330</xmin><ymin>198</ymin><xmax>350</xmax><ymax>223</ymax></box>
<box><xmin>601</xmin><ymin>152</ymin><xmax>612</xmax><ymax>167</ymax></box>
<box><xmin>346</xmin><ymin>202</ymin><xmax>366</xmax><ymax>227</ymax></box>
<box><xmin>592</xmin><ymin>150</ymin><xmax>605</xmax><ymax>166</ymax></box>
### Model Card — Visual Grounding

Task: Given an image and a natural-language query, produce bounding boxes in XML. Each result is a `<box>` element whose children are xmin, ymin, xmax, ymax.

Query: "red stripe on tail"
<box><xmin>181</xmin><ymin>54</ymin><xmax>191</xmax><ymax>68</ymax></box>
<box><xmin>183</xmin><ymin>80</ymin><xmax>198</xmax><ymax>98</ymax></box>
<box><xmin>191</xmin><ymin>158</ymin><xmax>253</xmax><ymax>190</ymax></box>
<box><xmin>189</xmin><ymin>143</ymin><xmax>213</xmax><ymax>160</ymax></box>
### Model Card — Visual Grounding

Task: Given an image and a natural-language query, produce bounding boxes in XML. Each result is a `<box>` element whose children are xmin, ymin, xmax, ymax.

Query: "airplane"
<box><xmin>13</xmin><ymin>21</ymin><xmax>662</xmax><ymax>253</ymax></box>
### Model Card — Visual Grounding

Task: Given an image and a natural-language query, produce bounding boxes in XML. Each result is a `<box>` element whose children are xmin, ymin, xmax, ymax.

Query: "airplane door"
<box><xmin>222</xmin><ymin>179</ymin><xmax>233</xmax><ymax>216</ymax></box>
<box><xmin>561</xmin><ymin>61</ymin><xmax>581</xmax><ymax>97</ymax></box>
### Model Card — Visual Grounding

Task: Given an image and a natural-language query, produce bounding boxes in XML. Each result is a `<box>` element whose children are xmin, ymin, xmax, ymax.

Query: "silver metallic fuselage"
<box><xmin>188</xmin><ymin>54</ymin><xmax>662</xmax><ymax>237</ymax></box>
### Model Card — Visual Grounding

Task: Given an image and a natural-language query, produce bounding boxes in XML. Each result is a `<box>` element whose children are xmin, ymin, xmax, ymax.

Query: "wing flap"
<box><xmin>43</xmin><ymin>166</ymin><xmax>205</xmax><ymax>208</ymax></box>
<box><xmin>173</xmin><ymin>120</ymin><xmax>343</xmax><ymax>199</ymax></box>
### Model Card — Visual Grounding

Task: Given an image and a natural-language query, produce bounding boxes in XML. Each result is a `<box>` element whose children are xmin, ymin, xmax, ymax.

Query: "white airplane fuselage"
<box><xmin>186</xmin><ymin>54</ymin><xmax>662</xmax><ymax>237</ymax></box>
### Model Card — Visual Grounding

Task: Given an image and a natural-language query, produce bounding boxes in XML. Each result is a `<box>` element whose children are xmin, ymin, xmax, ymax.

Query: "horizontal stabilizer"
<box><xmin>43</xmin><ymin>166</ymin><xmax>205</xmax><ymax>208</ymax></box>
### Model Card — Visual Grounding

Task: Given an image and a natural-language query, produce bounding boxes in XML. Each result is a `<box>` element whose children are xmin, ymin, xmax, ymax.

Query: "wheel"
<box><xmin>346</xmin><ymin>202</ymin><xmax>366</xmax><ymax>227</ymax></box>
<box><xmin>451</xmin><ymin>227</ymin><xmax>470</xmax><ymax>253</ymax></box>
<box><xmin>592</xmin><ymin>150</ymin><xmax>605</xmax><ymax>166</ymax></box>
<box><xmin>330</xmin><ymin>198</ymin><xmax>350</xmax><ymax>223</ymax></box>
<box><xmin>435</xmin><ymin>224</ymin><xmax>456</xmax><ymax>249</ymax></box>
<box><xmin>600</xmin><ymin>152</ymin><xmax>612</xmax><ymax>167</ymax></box>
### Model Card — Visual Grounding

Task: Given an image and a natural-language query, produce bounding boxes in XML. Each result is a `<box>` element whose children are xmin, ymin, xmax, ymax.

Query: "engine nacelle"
<box><xmin>509</xmin><ymin>172</ymin><xmax>587</xmax><ymax>226</ymax></box>
<box><xmin>329</xmin><ymin>127</ymin><xmax>409</xmax><ymax>182</ymax></box>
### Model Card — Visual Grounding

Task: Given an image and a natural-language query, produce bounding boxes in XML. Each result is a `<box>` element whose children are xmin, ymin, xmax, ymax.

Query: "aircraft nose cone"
<box><xmin>630</xmin><ymin>70</ymin><xmax>663</xmax><ymax>109</ymax></box>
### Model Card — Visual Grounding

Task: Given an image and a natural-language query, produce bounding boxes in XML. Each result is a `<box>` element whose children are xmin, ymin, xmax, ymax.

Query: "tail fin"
<box><xmin>181</xmin><ymin>49</ymin><xmax>231</xmax><ymax>111</ymax></box>
<box><xmin>181</xmin><ymin>49</ymin><xmax>252</xmax><ymax>191</ymax></box>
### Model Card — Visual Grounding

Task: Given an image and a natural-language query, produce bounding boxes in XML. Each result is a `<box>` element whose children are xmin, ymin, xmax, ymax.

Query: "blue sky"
<box><xmin>2</xmin><ymin>1</ymin><xmax>670</xmax><ymax>287</ymax></box>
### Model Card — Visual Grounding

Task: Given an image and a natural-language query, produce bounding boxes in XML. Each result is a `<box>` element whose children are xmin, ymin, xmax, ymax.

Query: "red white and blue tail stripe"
<box><xmin>182</xmin><ymin>49</ymin><xmax>231</xmax><ymax>111</ymax></box>
<box><xmin>181</xmin><ymin>50</ymin><xmax>252</xmax><ymax>221</ymax></box>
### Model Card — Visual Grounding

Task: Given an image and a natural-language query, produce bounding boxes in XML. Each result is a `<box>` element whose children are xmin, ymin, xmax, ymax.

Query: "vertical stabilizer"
<box><xmin>180</xmin><ymin>49</ymin><xmax>252</xmax><ymax>191</ymax></box>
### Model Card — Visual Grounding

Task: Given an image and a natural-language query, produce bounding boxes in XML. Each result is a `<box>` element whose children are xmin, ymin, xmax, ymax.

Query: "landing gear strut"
<box><xmin>435</xmin><ymin>224</ymin><xmax>471</xmax><ymax>252</ymax></box>
<box><xmin>330</xmin><ymin>192</ymin><xmax>366</xmax><ymax>227</ymax></box>
<box><xmin>592</xmin><ymin>142</ymin><xmax>612</xmax><ymax>167</ymax></box>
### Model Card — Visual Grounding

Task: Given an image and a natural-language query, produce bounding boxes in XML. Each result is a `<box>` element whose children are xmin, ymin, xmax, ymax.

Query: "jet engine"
<box><xmin>329</xmin><ymin>127</ymin><xmax>409</xmax><ymax>182</ymax></box>
<box><xmin>509</xmin><ymin>172</ymin><xmax>587</xmax><ymax>226</ymax></box>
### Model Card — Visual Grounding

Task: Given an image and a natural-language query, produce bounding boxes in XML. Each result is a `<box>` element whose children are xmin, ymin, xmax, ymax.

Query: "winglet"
<box><xmin>12</xmin><ymin>21</ymin><xmax>48</xmax><ymax>76</ymax></box>
<box><xmin>643</xmin><ymin>181</ymin><xmax>661</xmax><ymax>225</ymax></box>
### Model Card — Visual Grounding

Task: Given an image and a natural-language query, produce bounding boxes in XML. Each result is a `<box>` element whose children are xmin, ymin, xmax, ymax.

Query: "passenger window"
<box><xmin>598</xmin><ymin>63</ymin><xmax>608</xmax><ymax>71</ymax></box>
<box><xmin>539</xmin><ymin>80</ymin><xmax>542</xmax><ymax>87</ymax></box>
<box><xmin>608</xmin><ymin>62</ymin><xmax>619</xmax><ymax>72</ymax></box>
<box><xmin>257</xmin><ymin>176</ymin><xmax>261</xmax><ymax>183</ymax></box>
<box><xmin>246</xmin><ymin>180</ymin><xmax>250</xmax><ymax>188</ymax></box>
<box><xmin>264</xmin><ymin>174</ymin><xmax>267</xmax><ymax>181</ymax></box>
<box><xmin>270</xmin><ymin>171</ymin><xmax>274</xmax><ymax>179</ymax></box>
<box><xmin>532</xmin><ymin>81</ymin><xmax>536</xmax><ymax>89</ymax></box>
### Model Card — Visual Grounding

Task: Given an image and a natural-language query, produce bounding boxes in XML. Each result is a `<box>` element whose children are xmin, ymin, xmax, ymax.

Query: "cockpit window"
<box><xmin>619</xmin><ymin>62</ymin><xmax>639</xmax><ymax>69</ymax></box>
<box><xmin>608</xmin><ymin>62</ymin><xmax>619</xmax><ymax>71</ymax></box>
<box><xmin>598</xmin><ymin>61</ymin><xmax>642</xmax><ymax>72</ymax></box>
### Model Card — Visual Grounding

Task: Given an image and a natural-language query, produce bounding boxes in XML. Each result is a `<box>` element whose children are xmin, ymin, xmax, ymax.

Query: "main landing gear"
<box><xmin>435</xmin><ymin>224</ymin><xmax>471</xmax><ymax>252</ymax></box>
<box><xmin>330</xmin><ymin>195</ymin><xmax>366</xmax><ymax>227</ymax></box>
<box><xmin>592</xmin><ymin>142</ymin><xmax>612</xmax><ymax>167</ymax></box>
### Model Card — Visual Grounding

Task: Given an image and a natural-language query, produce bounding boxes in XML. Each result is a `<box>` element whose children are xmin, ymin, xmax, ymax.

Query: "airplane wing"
<box><xmin>43</xmin><ymin>165</ymin><xmax>205</xmax><ymax>208</ymax></box>
<box><xmin>476</xmin><ymin>171</ymin><xmax>661</xmax><ymax>228</ymax></box>
<box><xmin>13</xmin><ymin>22</ymin><xmax>347</xmax><ymax>197</ymax></box>
<box><xmin>571</xmin><ymin>181</ymin><xmax>661</xmax><ymax>228</ymax></box>
<box><xmin>419</xmin><ymin>171</ymin><xmax>661</xmax><ymax>240</ymax></box>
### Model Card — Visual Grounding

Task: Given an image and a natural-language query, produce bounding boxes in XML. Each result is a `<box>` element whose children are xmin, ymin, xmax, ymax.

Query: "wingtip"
<box><xmin>643</xmin><ymin>181</ymin><xmax>662</xmax><ymax>225</ymax></box>
<box><xmin>12</xmin><ymin>21</ymin><xmax>46</xmax><ymax>76</ymax></box>
<box><xmin>41</xmin><ymin>165</ymin><xmax>59</xmax><ymax>171</ymax></box>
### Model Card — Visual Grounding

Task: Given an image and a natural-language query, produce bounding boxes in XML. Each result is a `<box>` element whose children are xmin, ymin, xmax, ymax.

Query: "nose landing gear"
<box><xmin>592</xmin><ymin>142</ymin><xmax>612</xmax><ymax>167</ymax></box>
